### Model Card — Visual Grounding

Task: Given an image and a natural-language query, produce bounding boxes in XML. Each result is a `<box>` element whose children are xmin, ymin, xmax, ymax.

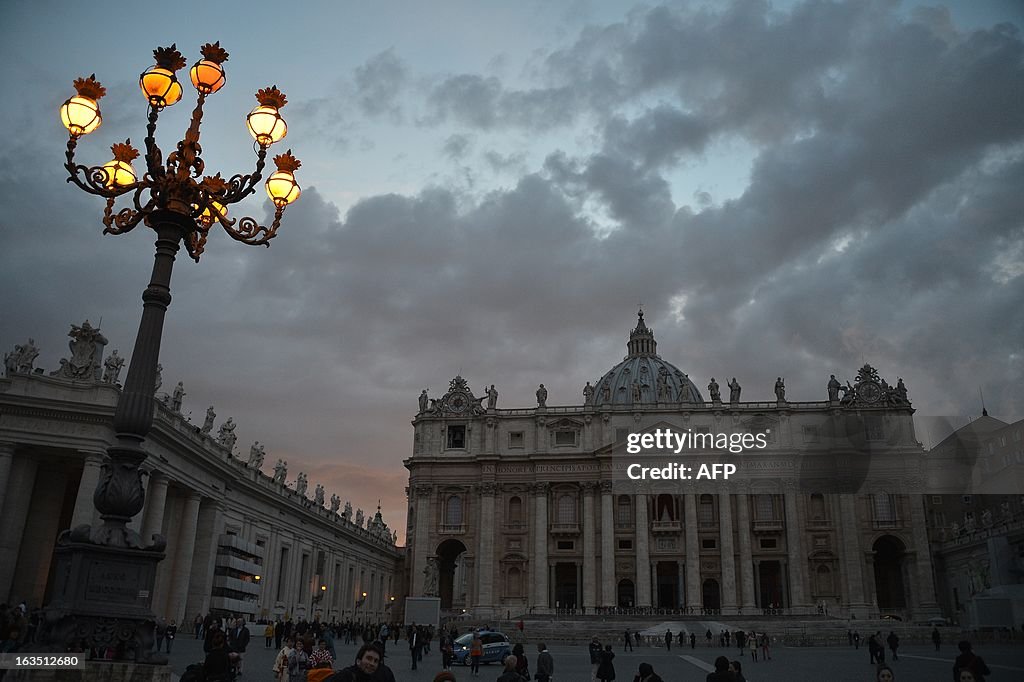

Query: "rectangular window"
<box><xmin>701</xmin><ymin>538</ymin><xmax>717</xmax><ymax>550</ymax></box>
<box><xmin>931</xmin><ymin>496</ymin><xmax>943</xmax><ymax>505</ymax></box>
<box><xmin>556</xmin><ymin>540</ymin><xmax>574</xmax><ymax>551</ymax></box>
<box><xmin>508</xmin><ymin>431</ymin><xmax>524</xmax><ymax>448</ymax></box>
<box><xmin>554</xmin><ymin>430</ymin><xmax>577</xmax><ymax>446</ymax></box>
<box><xmin>755</xmin><ymin>495</ymin><xmax>775</xmax><ymax>521</ymax></box>
<box><xmin>873</xmin><ymin>494</ymin><xmax>896</xmax><ymax>522</ymax></box>
<box><xmin>617</xmin><ymin>540</ymin><xmax>633</xmax><ymax>550</ymax></box>
<box><xmin>759</xmin><ymin>538</ymin><xmax>777</xmax><ymax>550</ymax></box>
<box><xmin>446</xmin><ymin>425</ymin><xmax>466</xmax><ymax>449</ymax></box>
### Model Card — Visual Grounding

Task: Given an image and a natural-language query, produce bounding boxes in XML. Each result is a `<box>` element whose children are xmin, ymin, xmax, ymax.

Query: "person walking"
<box><xmin>705</xmin><ymin>629</ymin><xmax>713</xmax><ymax>646</ymax></box>
<box><xmin>748</xmin><ymin>632</ymin><xmax>757</xmax><ymax>662</ymax></box>
<box><xmin>469</xmin><ymin>631</ymin><xmax>483</xmax><ymax>677</ymax></box>
<box><xmin>931</xmin><ymin>627</ymin><xmax>941</xmax><ymax>652</ymax></box>
<box><xmin>664</xmin><ymin>630</ymin><xmax>671</xmax><ymax>651</ymax></box>
<box><xmin>165</xmin><ymin>620</ymin><xmax>177</xmax><ymax>654</ymax></box>
<box><xmin>409</xmin><ymin>627</ymin><xmax>424</xmax><ymax>670</ymax></box>
<box><xmin>265</xmin><ymin>622</ymin><xmax>275</xmax><ymax>648</ymax></box>
<box><xmin>759</xmin><ymin>633</ymin><xmax>771</xmax><ymax>661</ymax></box>
<box><xmin>228</xmin><ymin>617</ymin><xmax>251</xmax><ymax>675</ymax></box>
<box><xmin>597</xmin><ymin>644</ymin><xmax>616</xmax><ymax>682</ymax></box>
<box><xmin>512</xmin><ymin>642</ymin><xmax>529</xmax><ymax>679</ymax></box>
<box><xmin>886</xmin><ymin>631</ymin><xmax>900</xmax><ymax>661</ymax></box>
<box><xmin>536</xmin><ymin>642</ymin><xmax>554</xmax><ymax>682</ymax></box>
<box><xmin>623</xmin><ymin>629</ymin><xmax>633</xmax><ymax>652</ymax></box>
<box><xmin>589</xmin><ymin>636</ymin><xmax>603</xmax><ymax>681</ymax></box>
<box><xmin>853</xmin><ymin>630</ymin><xmax>860</xmax><ymax>649</ymax></box>
<box><xmin>689</xmin><ymin>632</ymin><xmax>696</xmax><ymax>649</ymax></box>
<box><xmin>194</xmin><ymin>613</ymin><xmax>204</xmax><ymax>639</ymax></box>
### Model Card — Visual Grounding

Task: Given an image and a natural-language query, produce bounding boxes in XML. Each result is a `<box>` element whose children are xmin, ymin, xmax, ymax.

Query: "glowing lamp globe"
<box><xmin>140</xmin><ymin>66</ymin><xmax>183</xmax><ymax>107</ymax></box>
<box><xmin>101</xmin><ymin>159</ymin><xmax>136</xmax><ymax>189</ymax></box>
<box><xmin>247</xmin><ymin>105</ymin><xmax>288</xmax><ymax>146</ymax></box>
<box><xmin>266</xmin><ymin>150</ymin><xmax>301</xmax><ymax>207</ymax></box>
<box><xmin>190</xmin><ymin>43</ymin><xmax>229</xmax><ymax>95</ymax></box>
<box><xmin>199</xmin><ymin>200</ymin><xmax>228</xmax><ymax>226</ymax></box>
<box><xmin>60</xmin><ymin>96</ymin><xmax>102</xmax><ymax>137</ymax></box>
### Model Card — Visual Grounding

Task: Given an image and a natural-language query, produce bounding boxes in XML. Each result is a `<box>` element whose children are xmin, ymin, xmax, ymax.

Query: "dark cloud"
<box><xmin>354</xmin><ymin>49</ymin><xmax>408</xmax><ymax>121</ymax></box>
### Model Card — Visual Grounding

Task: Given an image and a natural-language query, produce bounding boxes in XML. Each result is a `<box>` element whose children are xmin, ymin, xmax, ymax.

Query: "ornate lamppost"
<box><xmin>43</xmin><ymin>42</ymin><xmax>300</xmax><ymax>662</ymax></box>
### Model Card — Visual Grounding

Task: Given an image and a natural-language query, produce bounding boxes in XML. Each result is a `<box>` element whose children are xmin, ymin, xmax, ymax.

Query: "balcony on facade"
<box><xmin>752</xmin><ymin>518</ymin><xmax>784</xmax><ymax>532</ymax></box>
<box><xmin>439</xmin><ymin>523</ymin><xmax>466</xmax><ymax>535</ymax></box>
<box><xmin>807</xmin><ymin>518</ymin><xmax>832</xmax><ymax>529</ymax></box>
<box><xmin>651</xmin><ymin>520</ymin><xmax>682</xmax><ymax>533</ymax></box>
<box><xmin>871</xmin><ymin>517</ymin><xmax>904</xmax><ymax>530</ymax></box>
<box><xmin>549</xmin><ymin>523</ymin><xmax>580</xmax><ymax>536</ymax></box>
<box><xmin>502</xmin><ymin>521</ymin><xmax>529</xmax><ymax>534</ymax></box>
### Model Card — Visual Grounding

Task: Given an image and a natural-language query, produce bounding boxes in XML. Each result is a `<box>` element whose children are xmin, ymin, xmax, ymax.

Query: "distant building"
<box><xmin>405</xmin><ymin>311</ymin><xmax>944</xmax><ymax>620</ymax></box>
<box><xmin>0</xmin><ymin>323</ymin><xmax>401</xmax><ymax>623</ymax></box>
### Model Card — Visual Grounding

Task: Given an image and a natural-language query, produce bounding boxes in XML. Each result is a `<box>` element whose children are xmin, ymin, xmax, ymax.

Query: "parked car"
<box><xmin>452</xmin><ymin>630</ymin><xmax>511</xmax><ymax>666</ymax></box>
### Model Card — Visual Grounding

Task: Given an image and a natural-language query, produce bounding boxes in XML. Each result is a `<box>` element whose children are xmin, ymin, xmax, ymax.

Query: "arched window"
<box><xmin>873</xmin><ymin>494</ymin><xmax>896</xmax><ymax>522</ymax></box>
<box><xmin>815</xmin><ymin>564</ymin><xmax>833</xmax><ymax>595</ymax></box>
<box><xmin>809</xmin><ymin>493</ymin><xmax>826</xmax><ymax>521</ymax></box>
<box><xmin>699</xmin><ymin>494</ymin><xmax>715</xmax><ymax>524</ymax></box>
<box><xmin>754</xmin><ymin>494</ymin><xmax>775</xmax><ymax>520</ymax></box>
<box><xmin>557</xmin><ymin>494</ymin><xmax>577</xmax><ymax>524</ymax></box>
<box><xmin>446</xmin><ymin>495</ymin><xmax>463</xmax><ymax>526</ymax></box>
<box><xmin>656</xmin><ymin>494</ymin><xmax>675</xmax><ymax>521</ymax></box>
<box><xmin>507</xmin><ymin>567</ymin><xmax>523</xmax><ymax>597</ymax></box>
<box><xmin>616</xmin><ymin>495</ymin><xmax>632</xmax><ymax>525</ymax></box>
<box><xmin>508</xmin><ymin>496</ymin><xmax>523</xmax><ymax>524</ymax></box>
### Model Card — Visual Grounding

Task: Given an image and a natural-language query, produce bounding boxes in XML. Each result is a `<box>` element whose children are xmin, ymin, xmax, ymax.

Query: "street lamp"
<box><xmin>44</xmin><ymin>42</ymin><xmax>300</xmax><ymax>663</ymax></box>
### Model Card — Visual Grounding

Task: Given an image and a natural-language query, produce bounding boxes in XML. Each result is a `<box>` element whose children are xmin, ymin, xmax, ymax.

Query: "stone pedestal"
<box><xmin>37</xmin><ymin>540</ymin><xmax>165</xmax><ymax>664</ymax></box>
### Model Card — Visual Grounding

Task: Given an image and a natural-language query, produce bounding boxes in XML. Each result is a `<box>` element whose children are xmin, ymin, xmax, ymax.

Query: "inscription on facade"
<box><xmin>85</xmin><ymin>560</ymin><xmax>143</xmax><ymax>603</ymax></box>
<box><xmin>535</xmin><ymin>464</ymin><xmax>601</xmax><ymax>474</ymax></box>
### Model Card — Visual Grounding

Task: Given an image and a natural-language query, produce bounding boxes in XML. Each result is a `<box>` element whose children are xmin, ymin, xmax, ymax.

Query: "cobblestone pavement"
<box><xmin>167</xmin><ymin>636</ymin><xmax>1024</xmax><ymax>681</ymax></box>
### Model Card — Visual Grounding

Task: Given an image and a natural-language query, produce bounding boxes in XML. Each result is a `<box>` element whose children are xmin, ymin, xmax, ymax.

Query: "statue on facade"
<box><xmin>981</xmin><ymin>508</ymin><xmax>993</xmax><ymax>527</ymax></box>
<box><xmin>536</xmin><ymin>384</ymin><xmax>547</xmax><ymax>407</ymax></box>
<box><xmin>342</xmin><ymin>500</ymin><xmax>353</xmax><ymax>521</ymax></box>
<box><xmin>201</xmin><ymin>406</ymin><xmax>216</xmax><ymax>434</ymax></box>
<box><xmin>154</xmin><ymin>363</ymin><xmax>163</xmax><ymax>393</ymax></box>
<box><xmin>2</xmin><ymin>345</ymin><xmax>18</xmax><ymax>376</ymax></box>
<box><xmin>678</xmin><ymin>373</ymin><xmax>691</xmax><ymax>402</ymax></box>
<box><xmin>418</xmin><ymin>389</ymin><xmax>429</xmax><ymax>414</ymax></box>
<box><xmin>894</xmin><ymin>377</ymin><xmax>908</xmax><ymax>403</ymax></box>
<box><xmin>102</xmin><ymin>349</ymin><xmax>124</xmax><ymax>384</ymax></box>
<box><xmin>827</xmin><ymin>374</ymin><xmax>842</xmax><ymax>401</ymax></box>
<box><xmin>217</xmin><ymin>417</ymin><xmax>237</xmax><ymax>450</ymax></box>
<box><xmin>295</xmin><ymin>472</ymin><xmax>308</xmax><ymax>497</ymax></box>
<box><xmin>171</xmin><ymin>381</ymin><xmax>186</xmax><ymax>412</ymax></box>
<box><xmin>355</xmin><ymin>508</ymin><xmax>364</xmax><ymax>527</ymax></box>
<box><xmin>582</xmin><ymin>381</ymin><xmax>594</xmax><ymax>403</ymax></box>
<box><xmin>330</xmin><ymin>493</ymin><xmax>341</xmax><ymax>514</ymax></box>
<box><xmin>248</xmin><ymin>441</ymin><xmax>265</xmax><ymax>469</ymax></box>
<box><xmin>708</xmin><ymin>377</ymin><xmax>721</xmax><ymax>402</ymax></box>
<box><xmin>951</xmin><ymin>521</ymin><xmax>960</xmax><ymax>537</ymax></box>
<box><xmin>486</xmin><ymin>384</ymin><xmax>499</xmax><ymax>409</ymax></box>
<box><xmin>422</xmin><ymin>557</ymin><xmax>439</xmax><ymax>596</ymax></box>
<box><xmin>963</xmin><ymin>513</ymin><xmax>976</xmax><ymax>532</ymax></box>
<box><xmin>393</xmin><ymin>530</ymin><xmax>398</xmax><ymax>544</ymax></box>
<box><xmin>314</xmin><ymin>483</ymin><xmax>325</xmax><ymax>506</ymax></box>
<box><xmin>273</xmin><ymin>459</ymin><xmax>287</xmax><ymax>484</ymax></box>
<box><xmin>601</xmin><ymin>380</ymin><xmax>611</xmax><ymax>402</ymax></box>
<box><xmin>51</xmin><ymin>320</ymin><xmax>107</xmax><ymax>381</ymax></box>
<box><xmin>632</xmin><ymin>380</ymin><xmax>642</xmax><ymax>402</ymax></box>
<box><xmin>655</xmin><ymin>370</ymin><xmax>668</xmax><ymax>401</ymax></box>
<box><xmin>4</xmin><ymin>339</ymin><xmax>39</xmax><ymax>376</ymax></box>
<box><xmin>774</xmin><ymin>377</ymin><xmax>786</xmax><ymax>401</ymax></box>
<box><xmin>728</xmin><ymin>377</ymin><xmax>741</xmax><ymax>403</ymax></box>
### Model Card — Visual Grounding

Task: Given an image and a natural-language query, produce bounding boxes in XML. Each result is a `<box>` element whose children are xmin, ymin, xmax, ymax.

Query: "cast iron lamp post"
<box><xmin>44</xmin><ymin>42</ymin><xmax>300</xmax><ymax>663</ymax></box>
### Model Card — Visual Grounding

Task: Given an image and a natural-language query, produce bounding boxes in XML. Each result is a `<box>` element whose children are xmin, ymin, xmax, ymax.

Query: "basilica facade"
<box><xmin>405</xmin><ymin>312</ymin><xmax>943</xmax><ymax>621</ymax></box>
<box><xmin>0</xmin><ymin>323</ymin><xmax>401</xmax><ymax>625</ymax></box>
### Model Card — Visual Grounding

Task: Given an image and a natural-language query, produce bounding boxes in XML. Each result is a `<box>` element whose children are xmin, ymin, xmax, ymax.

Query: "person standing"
<box><xmin>536</xmin><ymin>642</ymin><xmax>554</xmax><ymax>682</ymax></box>
<box><xmin>497</xmin><ymin>655</ymin><xmax>526</xmax><ymax>682</ymax></box>
<box><xmin>273</xmin><ymin>637</ymin><xmax>296</xmax><ymax>682</ymax></box>
<box><xmin>705</xmin><ymin>629</ymin><xmax>713</xmax><ymax>646</ymax></box>
<box><xmin>512</xmin><ymin>642</ymin><xmax>529</xmax><ymax>679</ymax></box>
<box><xmin>154</xmin><ymin>618</ymin><xmax>166</xmax><ymax>653</ymax></box>
<box><xmin>853</xmin><ymin>630</ymin><xmax>861</xmax><ymax>649</ymax></box>
<box><xmin>597</xmin><ymin>644</ymin><xmax>616</xmax><ymax>682</ymax></box>
<box><xmin>409</xmin><ymin>626</ymin><xmax>424</xmax><ymax>670</ymax></box>
<box><xmin>470</xmin><ymin>631</ymin><xmax>483</xmax><ymax>676</ymax></box>
<box><xmin>623</xmin><ymin>629</ymin><xmax>633</xmax><ymax>652</ymax></box>
<box><xmin>194</xmin><ymin>613</ymin><xmax>204</xmax><ymax>639</ymax></box>
<box><xmin>706</xmin><ymin>656</ymin><xmax>733</xmax><ymax>681</ymax></box>
<box><xmin>759</xmin><ymin>633</ymin><xmax>771</xmax><ymax>661</ymax></box>
<box><xmin>953</xmin><ymin>640</ymin><xmax>991</xmax><ymax>682</ymax></box>
<box><xmin>748</xmin><ymin>633</ymin><xmax>757</xmax><ymax>662</ymax></box>
<box><xmin>287</xmin><ymin>639</ymin><xmax>310</xmax><ymax>682</ymax></box>
<box><xmin>931</xmin><ymin>627</ymin><xmax>941</xmax><ymax>652</ymax></box>
<box><xmin>228</xmin><ymin>617</ymin><xmax>251</xmax><ymax>675</ymax></box>
<box><xmin>728</xmin><ymin>660</ymin><xmax>746</xmax><ymax>682</ymax></box>
<box><xmin>664</xmin><ymin>630</ymin><xmax>672</xmax><ymax>651</ymax></box>
<box><xmin>634</xmin><ymin>662</ymin><xmax>663</xmax><ymax>682</ymax></box>
<box><xmin>886</xmin><ymin>631</ymin><xmax>900</xmax><ymax>661</ymax></box>
<box><xmin>265</xmin><ymin>622</ymin><xmax>275</xmax><ymax>648</ymax></box>
<box><xmin>689</xmin><ymin>632</ymin><xmax>696</xmax><ymax>649</ymax></box>
<box><xmin>589</xmin><ymin>636</ymin><xmax>602</xmax><ymax>681</ymax></box>
<box><xmin>165</xmin><ymin>620</ymin><xmax>177</xmax><ymax>654</ymax></box>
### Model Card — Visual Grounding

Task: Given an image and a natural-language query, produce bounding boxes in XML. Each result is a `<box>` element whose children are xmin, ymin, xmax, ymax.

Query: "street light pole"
<box><xmin>42</xmin><ymin>43</ymin><xmax>300</xmax><ymax>664</ymax></box>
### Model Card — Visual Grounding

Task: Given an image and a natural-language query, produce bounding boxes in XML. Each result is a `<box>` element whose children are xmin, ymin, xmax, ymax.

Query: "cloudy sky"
<box><xmin>2</xmin><ymin>0</ymin><xmax>1022</xmax><ymax>541</ymax></box>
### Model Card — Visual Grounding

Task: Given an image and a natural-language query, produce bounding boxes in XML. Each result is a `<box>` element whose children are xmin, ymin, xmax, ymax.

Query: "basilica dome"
<box><xmin>588</xmin><ymin>311</ymin><xmax>704</xmax><ymax>406</ymax></box>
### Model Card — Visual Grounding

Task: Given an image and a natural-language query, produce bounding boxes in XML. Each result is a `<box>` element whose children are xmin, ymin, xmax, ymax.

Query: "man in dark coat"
<box><xmin>227</xmin><ymin>618</ymin><xmax>251</xmax><ymax>675</ymax></box>
<box><xmin>536</xmin><ymin>642</ymin><xmax>554</xmax><ymax>682</ymax></box>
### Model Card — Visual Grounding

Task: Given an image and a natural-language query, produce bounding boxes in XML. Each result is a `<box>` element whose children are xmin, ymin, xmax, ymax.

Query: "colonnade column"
<box><xmin>909</xmin><ymin>494</ymin><xmax>941</xmax><ymax>617</ymax></box>
<box><xmin>839</xmin><ymin>494</ymin><xmax>869</xmax><ymax>618</ymax></box>
<box><xmin>166</xmin><ymin>491</ymin><xmax>202</xmax><ymax>624</ymax></box>
<box><xmin>140</xmin><ymin>472</ymin><xmax>169</xmax><ymax>546</ymax></box>
<box><xmin>635</xmin><ymin>493</ymin><xmax>651</xmax><ymax>607</ymax></box>
<box><xmin>684</xmin><ymin>493</ymin><xmax>701</xmax><ymax>610</ymax></box>
<box><xmin>477</xmin><ymin>482</ymin><xmax>497</xmax><ymax>612</ymax></box>
<box><xmin>735</xmin><ymin>493</ymin><xmax>756</xmax><ymax>612</ymax></box>
<box><xmin>600</xmin><ymin>482</ymin><xmax>615</xmax><ymax>607</ymax></box>
<box><xmin>582</xmin><ymin>483</ymin><xmax>596</xmax><ymax>609</ymax></box>
<box><xmin>411</xmin><ymin>484</ymin><xmax>433</xmax><ymax>597</ymax></box>
<box><xmin>71</xmin><ymin>451</ymin><xmax>104</xmax><ymax>528</ymax></box>
<box><xmin>783</xmin><ymin>491</ymin><xmax>807</xmax><ymax>612</ymax></box>
<box><xmin>533</xmin><ymin>483</ymin><xmax>549</xmax><ymax>611</ymax></box>
<box><xmin>185</xmin><ymin>499</ymin><xmax>224</xmax><ymax>620</ymax></box>
<box><xmin>0</xmin><ymin>455</ymin><xmax>38</xmax><ymax>601</ymax></box>
<box><xmin>0</xmin><ymin>443</ymin><xmax>16</xmax><ymax>522</ymax></box>
<box><xmin>718</xmin><ymin>493</ymin><xmax>737</xmax><ymax>613</ymax></box>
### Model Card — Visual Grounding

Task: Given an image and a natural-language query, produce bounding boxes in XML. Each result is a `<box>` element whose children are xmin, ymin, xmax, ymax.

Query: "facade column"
<box><xmin>735</xmin><ymin>493</ymin><xmax>756</xmax><ymax>612</ymax></box>
<box><xmin>909</xmin><ymin>494</ymin><xmax>941</xmax><ymax>618</ymax></box>
<box><xmin>140</xmin><ymin>472</ymin><xmax>169</xmax><ymax>546</ymax></box>
<box><xmin>0</xmin><ymin>443</ymin><xmax>16</xmax><ymax>523</ymax></box>
<box><xmin>0</xmin><ymin>455</ymin><xmax>38</xmax><ymax>602</ymax></box>
<box><xmin>582</xmin><ymin>483</ymin><xmax>596</xmax><ymax>609</ymax></box>
<box><xmin>166</xmin><ymin>491</ymin><xmax>202</xmax><ymax>624</ymax></box>
<box><xmin>839</xmin><ymin>494</ymin><xmax>869</xmax><ymax>618</ymax></box>
<box><xmin>476</xmin><ymin>482</ymin><xmax>497</xmax><ymax>613</ymax></box>
<box><xmin>599</xmin><ymin>483</ymin><xmax>615</xmax><ymax>607</ymax></box>
<box><xmin>635</xmin><ymin>493</ymin><xmax>651</xmax><ymax>607</ymax></box>
<box><xmin>533</xmin><ymin>483</ymin><xmax>549</xmax><ymax>611</ymax></box>
<box><xmin>718</xmin><ymin>493</ymin><xmax>737</xmax><ymax>613</ymax></box>
<box><xmin>411</xmin><ymin>484</ymin><xmax>433</xmax><ymax>597</ymax></box>
<box><xmin>677</xmin><ymin>561</ymin><xmax>685</xmax><ymax>606</ymax></box>
<box><xmin>783</xmin><ymin>491</ymin><xmax>807</xmax><ymax>612</ymax></box>
<box><xmin>185</xmin><ymin>499</ymin><xmax>224</xmax><ymax>620</ymax></box>
<box><xmin>71</xmin><ymin>451</ymin><xmax>104</xmax><ymax>528</ymax></box>
<box><xmin>684</xmin><ymin>493</ymin><xmax>701</xmax><ymax>610</ymax></box>
<box><xmin>11</xmin><ymin>466</ymin><xmax>68</xmax><ymax>606</ymax></box>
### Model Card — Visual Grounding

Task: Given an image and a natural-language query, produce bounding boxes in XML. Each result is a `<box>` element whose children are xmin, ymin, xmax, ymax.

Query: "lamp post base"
<box><xmin>35</xmin><ymin>539</ymin><xmax>166</xmax><ymax>664</ymax></box>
